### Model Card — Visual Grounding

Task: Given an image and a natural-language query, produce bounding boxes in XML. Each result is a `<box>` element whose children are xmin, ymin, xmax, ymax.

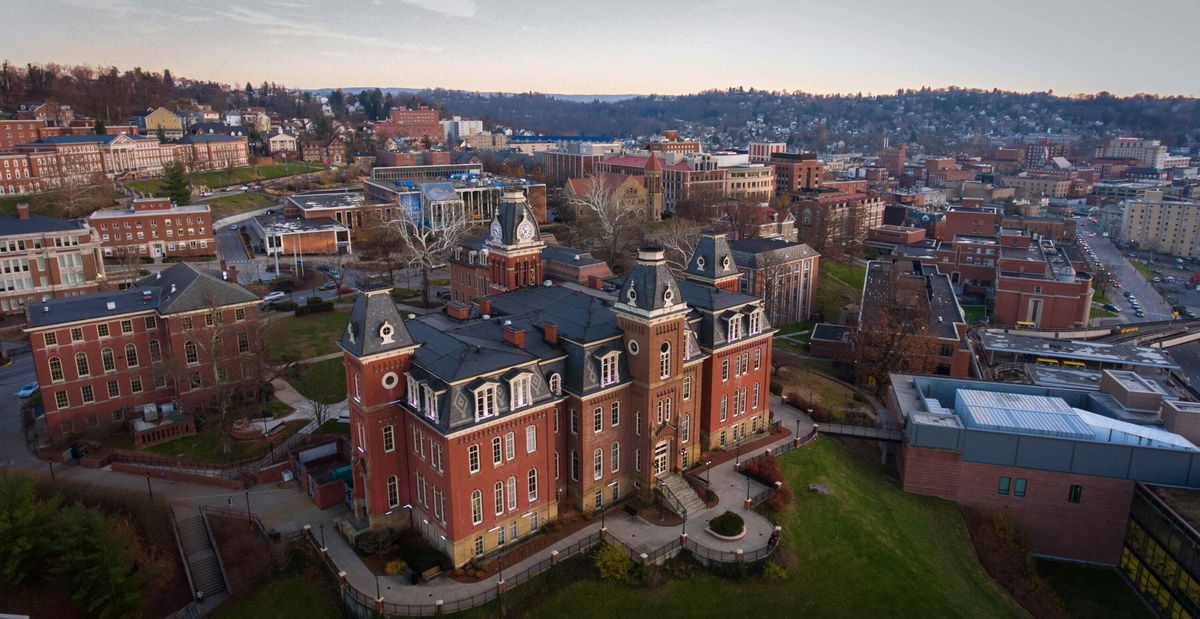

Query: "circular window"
<box><xmin>696</xmin><ymin>256</ymin><xmax>706</xmax><ymax>268</ymax></box>
<box><xmin>627</xmin><ymin>286</ymin><xmax>637</xmax><ymax>302</ymax></box>
<box><xmin>627</xmin><ymin>340</ymin><xmax>640</xmax><ymax>355</ymax></box>
<box><xmin>381</xmin><ymin>372</ymin><xmax>399</xmax><ymax>389</ymax></box>
<box><xmin>661</xmin><ymin>342</ymin><xmax>670</xmax><ymax>352</ymax></box>
<box><xmin>721</xmin><ymin>256</ymin><xmax>731</xmax><ymax>269</ymax></box>
<box><xmin>663</xmin><ymin>287</ymin><xmax>674</xmax><ymax>303</ymax></box>
<box><xmin>380</xmin><ymin>323</ymin><xmax>394</xmax><ymax>338</ymax></box>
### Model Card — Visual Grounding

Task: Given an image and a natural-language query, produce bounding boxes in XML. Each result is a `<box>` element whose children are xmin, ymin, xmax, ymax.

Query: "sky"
<box><xmin>3</xmin><ymin>0</ymin><xmax>1198</xmax><ymax>96</ymax></box>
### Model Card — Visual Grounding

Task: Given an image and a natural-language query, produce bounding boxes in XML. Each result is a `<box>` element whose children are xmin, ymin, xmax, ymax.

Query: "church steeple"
<box><xmin>484</xmin><ymin>190</ymin><xmax>545</xmax><ymax>294</ymax></box>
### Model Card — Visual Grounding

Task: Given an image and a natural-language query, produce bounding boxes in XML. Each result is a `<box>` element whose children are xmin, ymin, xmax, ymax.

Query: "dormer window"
<box><xmin>475</xmin><ymin>384</ymin><xmax>498</xmax><ymax>420</ymax></box>
<box><xmin>721</xmin><ymin>256</ymin><xmax>731</xmax><ymax>270</ymax></box>
<box><xmin>663</xmin><ymin>287</ymin><xmax>673</xmax><ymax>303</ymax></box>
<box><xmin>600</xmin><ymin>352</ymin><xmax>620</xmax><ymax>386</ymax></box>
<box><xmin>548</xmin><ymin>373</ymin><xmax>562</xmax><ymax>396</ymax></box>
<box><xmin>422</xmin><ymin>384</ymin><xmax>438</xmax><ymax>421</ymax></box>
<box><xmin>626</xmin><ymin>285</ymin><xmax>637</xmax><ymax>303</ymax></box>
<box><xmin>728</xmin><ymin>315</ymin><xmax>743</xmax><ymax>341</ymax></box>
<box><xmin>406</xmin><ymin>374</ymin><xmax>420</xmax><ymax>408</ymax></box>
<box><xmin>696</xmin><ymin>256</ymin><xmax>705</xmax><ymax>269</ymax></box>
<box><xmin>749</xmin><ymin>310</ymin><xmax>763</xmax><ymax>335</ymax></box>
<box><xmin>510</xmin><ymin>373</ymin><xmax>532</xmax><ymax>409</ymax></box>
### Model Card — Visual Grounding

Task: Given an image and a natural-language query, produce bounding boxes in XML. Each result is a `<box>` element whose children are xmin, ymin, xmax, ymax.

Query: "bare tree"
<box><xmin>386</xmin><ymin>196</ymin><xmax>478</xmax><ymax>308</ymax></box>
<box><xmin>566</xmin><ymin>170</ymin><xmax>645</xmax><ymax>264</ymax></box>
<box><xmin>723</xmin><ymin>199</ymin><xmax>763</xmax><ymax>240</ymax></box>
<box><xmin>850</xmin><ymin>267</ymin><xmax>939</xmax><ymax>394</ymax></box>
<box><xmin>655</xmin><ymin>217</ymin><xmax>705</xmax><ymax>271</ymax></box>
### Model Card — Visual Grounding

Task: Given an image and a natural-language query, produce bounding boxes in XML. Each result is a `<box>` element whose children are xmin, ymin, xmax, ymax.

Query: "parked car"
<box><xmin>265</xmin><ymin>209</ymin><xmax>278</xmax><ymax>215</ymax></box>
<box><xmin>320</xmin><ymin>282</ymin><xmax>336</xmax><ymax>290</ymax></box>
<box><xmin>336</xmin><ymin>286</ymin><xmax>355</xmax><ymax>294</ymax></box>
<box><xmin>261</xmin><ymin>291</ymin><xmax>286</xmax><ymax>303</ymax></box>
<box><xmin>1104</xmin><ymin>303</ymin><xmax>1122</xmax><ymax>313</ymax></box>
<box><xmin>1188</xmin><ymin>311</ymin><xmax>1197</xmax><ymax>319</ymax></box>
<box><xmin>1153</xmin><ymin>277</ymin><xmax>1162</xmax><ymax>282</ymax></box>
<box><xmin>16</xmin><ymin>381</ymin><xmax>38</xmax><ymax>398</ymax></box>
<box><xmin>1135</xmin><ymin>310</ymin><xmax>1146</xmax><ymax>318</ymax></box>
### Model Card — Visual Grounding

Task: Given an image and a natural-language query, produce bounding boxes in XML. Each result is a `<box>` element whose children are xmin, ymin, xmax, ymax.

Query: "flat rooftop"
<box><xmin>253</xmin><ymin>214</ymin><xmax>346</xmax><ymax>234</ymax></box>
<box><xmin>980</xmin><ymin>331</ymin><xmax>1179</xmax><ymax>369</ymax></box>
<box><xmin>287</xmin><ymin>189</ymin><xmax>363</xmax><ymax>211</ymax></box>
<box><xmin>89</xmin><ymin>204</ymin><xmax>211</xmax><ymax>218</ymax></box>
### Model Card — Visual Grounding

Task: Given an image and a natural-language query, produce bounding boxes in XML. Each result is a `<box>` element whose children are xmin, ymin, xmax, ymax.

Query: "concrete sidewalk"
<box><xmin>310</xmin><ymin>397</ymin><xmax>816</xmax><ymax>608</ymax></box>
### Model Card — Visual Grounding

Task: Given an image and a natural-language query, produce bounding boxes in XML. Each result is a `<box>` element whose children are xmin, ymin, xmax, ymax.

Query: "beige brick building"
<box><xmin>1120</xmin><ymin>199</ymin><xmax>1200</xmax><ymax>258</ymax></box>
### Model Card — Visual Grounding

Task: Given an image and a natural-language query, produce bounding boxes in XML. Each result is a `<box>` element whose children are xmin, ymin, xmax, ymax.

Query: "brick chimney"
<box><xmin>446</xmin><ymin>302</ymin><xmax>470</xmax><ymax>320</ymax></box>
<box><xmin>228</xmin><ymin>265</ymin><xmax>239</xmax><ymax>284</ymax></box>
<box><xmin>503</xmin><ymin>326</ymin><xmax>525</xmax><ymax>349</ymax></box>
<box><xmin>16</xmin><ymin>203</ymin><xmax>29</xmax><ymax>220</ymax></box>
<box><xmin>478</xmin><ymin>299</ymin><xmax>492</xmax><ymax>316</ymax></box>
<box><xmin>543</xmin><ymin>321</ymin><xmax>558</xmax><ymax>344</ymax></box>
<box><xmin>588</xmin><ymin>276</ymin><xmax>604</xmax><ymax>290</ymax></box>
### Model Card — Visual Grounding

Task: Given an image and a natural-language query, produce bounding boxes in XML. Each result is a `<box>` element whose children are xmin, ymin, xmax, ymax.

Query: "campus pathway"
<box><xmin>305</xmin><ymin>395</ymin><xmax>816</xmax><ymax>608</ymax></box>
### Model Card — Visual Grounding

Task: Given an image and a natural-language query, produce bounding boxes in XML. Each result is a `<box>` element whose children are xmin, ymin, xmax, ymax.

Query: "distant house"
<box><xmin>187</xmin><ymin>123</ymin><xmax>247</xmax><ymax>137</ymax></box>
<box><xmin>300</xmin><ymin>138</ymin><xmax>345</xmax><ymax>165</ymax></box>
<box><xmin>130</xmin><ymin>107</ymin><xmax>183</xmax><ymax>139</ymax></box>
<box><xmin>267</xmin><ymin>131</ymin><xmax>299</xmax><ymax>156</ymax></box>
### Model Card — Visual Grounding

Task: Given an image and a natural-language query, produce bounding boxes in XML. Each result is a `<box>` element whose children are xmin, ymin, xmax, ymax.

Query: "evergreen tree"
<box><xmin>93</xmin><ymin>118</ymin><xmax>106</xmax><ymax>134</ymax></box>
<box><xmin>0</xmin><ymin>471</ymin><xmax>58</xmax><ymax>586</ymax></box>
<box><xmin>162</xmin><ymin>162</ymin><xmax>190</xmax><ymax>205</ymax></box>
<box><xmin>161</xmin><ymin>68</ymin><xmax>174</xmax><ymax>90</ymax></box>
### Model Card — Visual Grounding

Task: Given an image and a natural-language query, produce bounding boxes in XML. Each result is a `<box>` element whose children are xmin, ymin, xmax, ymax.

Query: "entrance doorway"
<box><xmin>654</xmin><ymin>441</ymin><xmax>670</xmax><ymax>476</ymax></box>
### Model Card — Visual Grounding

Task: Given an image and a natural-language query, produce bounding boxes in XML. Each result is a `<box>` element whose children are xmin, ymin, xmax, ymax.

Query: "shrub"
<box><xmin>385</xmin><ymin>560</ymin><xmax>407</xmax><ymax>575</ymax></box>
<box><xmin>762</xmin><ymin>560</ymin><xmax>789</xmax><ymax>582</ymax></box>
<box><xmin>705</xmin><ymin>489</ymin><xmax>718</xmax><ymax>503</ymax></box>
<box><xmin>708</xmin><ymin>511</ymin><xmax>744</xmax><ymax>537</ymax></box>
<box><xmin>272</xmin><ymin>301</ymin><xmax>298</xmax><ymax>312</ymax></box>
<box><xmin>294</xmin><ymin>300</ymin><xmax>333</xmax><ymax>315</ymax></box>
<box><xmin>769</xmin><ymin>382</ymin><xmax>783</xmax><ymax>396</ymax></box>
<box><xmin>593</xmin><ymin>542</ymin><xmax>633</xmax><ymax>583</ymax></box>
<box><xmin>744</xmin><ymin>452</ymin><xmax>784</xmax><ymax>487</ymax></box>
<box><xmin>767</xmin><ymin>485</ymin><xmax>794</xmax><ymax>512</ymax></box>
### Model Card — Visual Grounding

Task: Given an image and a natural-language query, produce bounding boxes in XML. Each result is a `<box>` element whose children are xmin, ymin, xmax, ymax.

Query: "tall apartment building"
<box><xmin>1098</xmin><ymin>137</ymin><xmax>1189</xmax><ymax>170</ymax></box>
<box><xmin>1120</xmin><ymin>198</ymin><xmax>1200</xmax><ymax>258</ymax></box>
<box><xmin>0</xmin><ymin>204</ymin><xmax>104</xmax><ymax>314</ymax></box>
<box><xmin>876</xmin><ymin>144</ymin><xmax>907</xmax><ymax>176</ymax></box>
<box><xmin>769</xmin><ymin>152</ymin><xmax>824</xmax><ymax>193</ymax></box>
<box><xmin>541</xmin><ymin>141</ymin><xmax>624</xmax><ymax>186</ymax></box>
<box><xmin>440</xmin><ymin>116</ymin><xmax>485</xmax><ymax>141</ymax></box>
<box><xmin>645</xmin><ymin>130</ymin><xmax>701</xmax><ymax>154</ymax></box>
<box><xmin>343</xmin><ymin>203</ymin><xmax>774</xmax><ymax>565</ymax></box>
<box><xmin>87</xmin><ymin>198</ymin><xmax>216</xmax><ymax>258</ymax></box>
<box><xmin>377</xmin><ymin>106</ymin><xmax>443</xmax><ymax>140</ymax></box>
<box><xmin>747</xmin><ymin>142</ymin><xmax>786</xmax><ymax>163</ymax></box>
<box><xmin>999</xmin><ymin>174</ymin><xmax>1071</xmax><ymax>199</ymax></box>
<box><xmin>24</xmin><ymin>263</ymin><xmax>261</xmax><ymax>443</ymax></box>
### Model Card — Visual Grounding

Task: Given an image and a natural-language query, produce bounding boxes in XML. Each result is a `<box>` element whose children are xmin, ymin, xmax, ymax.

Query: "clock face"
<box><xmin>490</xmin><ymin>220</ymin><xmax>502</xmax><ymax>241</ymax></box>
<box><xmin>518</xmin><ymin>222</ymin><xmax>535</xmax><ymax>240</ymax></box>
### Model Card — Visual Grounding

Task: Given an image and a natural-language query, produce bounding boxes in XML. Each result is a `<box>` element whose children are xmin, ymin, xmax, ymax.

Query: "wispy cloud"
<box><xmin>268</xmin><ymin>0</ymin><xmax>309</xmax><ymax>8</ymax></box>
<box><xmin>212</xmin><ymin>5</ymin><xmax>443</xmax><ymax>53</ymax></box>
<box><xmin>398</xmin><ymin>0</ymin><xmax>476</xmax><ymax>18</ymax></box>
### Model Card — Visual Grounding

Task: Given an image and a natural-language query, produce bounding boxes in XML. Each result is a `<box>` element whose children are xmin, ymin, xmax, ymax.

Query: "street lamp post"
<box><xmin>319</xmin><ymin>523</ymin><xmax>326</xmax><ymax>549</ymax></box>
<box><xmin>244</xmin><ymin>489</ymin><xmax>251</xmax><ymax>523</ymax></box>
<box><xmin>704</xmin><ymin>460</ymin><xmax>712</xmax><ymax>489</ymax></box>
<box><xmin>48</xmin><ymin>460</ymin><xmax>55</xmax><ymax>481</ymax></box>
<box><xmin>145</xmin><ymin>472</ymin><xmax>153</xmax><ymax>499</ymax></box>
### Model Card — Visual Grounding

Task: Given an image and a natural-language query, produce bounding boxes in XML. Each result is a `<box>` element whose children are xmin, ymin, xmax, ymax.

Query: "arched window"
<box><xmin>101</xmin><ymin>347</ymin><xmax>115</xmax><ymax>372</ymax></box>
<box><xmin>471</xmin><ymin>490</ymin><xmax>483</xmax><ymax>524</ymax></box>
<box><xmin>184</xmin><ymin>340</ymin><xmax>198</xmax><ymax>364</ymax></box>
<box><xmin>124</xmin><ymin>343</ymin><xmax>138</xmax><ymax>367</ymax></box>
<box><xmin>48</xmin><ymin>356</ymin><xmax>63</xmax><ymax>382</ymax></box>
<box><xmin>148</xmin><ymin>339</ymin><xmax>161</xmax><ymax>362</ymax></box>
<box><xmin>527</xmin><ymin>468</ymin><xmax>538</xmax><ymax>502</ymax></box>
<box><xmin>494</xmin><ymin>481</ymin><xmax>504</xmax><ymax>515</ymax></box>
<box><xmin>548</xmin><ymin>373</ymin><xmax>561</xmax><ymax>396</ymax></box>
<box><xmin>507</xmin><ymin>476</ymin><xmax>517</xmax><ymax>511</ymax></box>
<box><xmin>386</xmin><ymin>475</ymin><xmax>399</xmax><ymax>508</ymax></box>
<box><xmin>659</xmin><ymin>342</ymin><xmax>671</xmax><ymax>379</ymax></box>
<box><xmin>75</xmin><ymin>352</ymin><xmax>89</xmax><ymax>377</ymax></box>
<box><xmin>611</xmin><ymin>441</ymin><xmax>620</xmax><ymax>473</ymax></box>
<box><xmin>593</xmin><ymin>448</ymin><xmax>603</xmax><ymax>480</ymax></box>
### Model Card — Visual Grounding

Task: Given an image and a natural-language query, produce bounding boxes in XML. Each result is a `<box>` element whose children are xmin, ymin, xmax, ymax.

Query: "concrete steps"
<box><xmin>661</xmin><ymin>474</ymin><xmax>706</xmax><ymax>516</ymax></box>
<box><xmin>176</xmin><ymin>514</ymin><xmax>227</xmax><ymax>597</ymax></box>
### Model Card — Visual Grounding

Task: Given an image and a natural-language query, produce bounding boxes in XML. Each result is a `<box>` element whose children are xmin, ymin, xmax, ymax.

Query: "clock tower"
<box><xmin>484</xmin><ymin>190</ymin><xmax>545</xmax><ymax>295</ymax></box>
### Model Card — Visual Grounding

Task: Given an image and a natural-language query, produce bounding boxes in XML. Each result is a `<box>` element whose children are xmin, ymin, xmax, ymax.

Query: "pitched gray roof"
<box><xmin>685</xmin><ymin>232</ymin><xmax>739</xmax><ymax>281</ymax></box>
<box><xmin>338</xmin><ymin>290</ymin><xmax>415</xmax><ymax>357</ymax></box>
<box><xmin>617</xmin><ymin>248</ymin><xmax>683</xmax><ymax>313</ymax></box>
<box><xmin>0</xmin><ymin>214</ymin><xmax>87</xmax><ymax>235</ymax></box>
<box><xmin>729</xmin><ymin>238</ymin><xmax>819</xmax><ymax>269</ymax></box>
<box><xmin>489</xmin><ymin>193</ymin><xmax>538</xmax><ymax>246</ymax></box>
<box><xmin>26</xmin><ymin>288</ymin><xmax>160</xmax><ymax>328</ymax></box>
<box><xmin>136</xmin><ymin>262</ymin><xmax>259</xmax><ymax>314</ymax></box>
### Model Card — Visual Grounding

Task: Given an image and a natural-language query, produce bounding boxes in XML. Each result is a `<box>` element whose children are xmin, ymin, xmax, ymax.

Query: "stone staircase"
<box><xmin>660</xmin><ymin>474</ymin><xmax>706</xmax><ymax>517</ymax></box>
<box><xmin>176</xmin><ymin>513</ymin><xmax>228</xmax><ymax>599</ymax></box>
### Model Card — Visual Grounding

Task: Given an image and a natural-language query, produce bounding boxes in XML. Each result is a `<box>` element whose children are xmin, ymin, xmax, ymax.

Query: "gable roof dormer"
<box><xmin>683</xmin><ymin>231</ymin><xmax>741</xmax><ymax>289</ymax></box>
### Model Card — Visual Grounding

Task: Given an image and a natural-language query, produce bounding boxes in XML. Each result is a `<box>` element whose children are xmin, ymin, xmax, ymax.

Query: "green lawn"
<box><xmin>143</xmin><ymin>414</ymin><xmax>300</xmax><ymax>463</ymax></box>
<box><xmin>0</xmin><ymin>195</ymin><xmax>27</xmax><ymax>216</ymax></box>
<box><xmin>1131</xmin><ymin>260</ymin><xmax>1155</xmax><ymax>282</ymax></box>
<box><xmin>210</xmin><ymin>574</ymin><xmax>342</xmax><ymax>619</ymax></box>
<box><xmin>524</xmin><ymin>439</ymin><xmax>1022</xmax><ymax>618</ymax></box>
<box><xmin>201</xmin><ymin>192</ymin><xmax>278</xmax><ymax>219</ymax></box>
<box><xmin>315</xmin><ymin>419</ymin><xmax>350</xmax><ymax>434</ymax></box>
<box><xmin>1091</xmin><ymin>307</ymin><xmax>1118</xmax><ymax>319</ymax></box>
<box><xmin>962</xmin><ymin>305</ymin><xmax>987</xmax><ymax>322</ymax></box>
<box><xmin>289</xmin><ymin>358</ymin><xmax>347</xmax><ymax>405</ymax></box>
<box><xmin>775</xmin><ymin>320</ymin><xmax>815</xmax><ymax>337</ymax></box>
<box><xmin>274</xmin><ymin>309</ymin><xmax>350</xmax><ymax>361</ymax></box>
<box><xmin>823</xmin><ymin>260</ymin><xmax>867</xmax><ymax>290</ymax></box>
<box><xmin>126</xmin><ymin>161</ymin><xmax>328</xmax><ymax>196</ymax></box>
<box><xmin>1037</xmin><ymin>560</ymin><xmax>1151</xmax><ymax>619</ymax></box>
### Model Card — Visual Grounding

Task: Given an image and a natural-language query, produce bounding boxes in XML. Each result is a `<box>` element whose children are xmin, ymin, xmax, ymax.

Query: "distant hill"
<box><xmin>302</xmin><ymin>87</ymin><xmax>640</xmax><ymax>104</ymax></box>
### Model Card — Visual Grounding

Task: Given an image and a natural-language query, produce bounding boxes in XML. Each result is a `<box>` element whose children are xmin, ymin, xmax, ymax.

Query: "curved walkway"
<box><xmin>315</xmin><ymin>396</ymin><xmax>815</xmax><ymax>609</ymax></box>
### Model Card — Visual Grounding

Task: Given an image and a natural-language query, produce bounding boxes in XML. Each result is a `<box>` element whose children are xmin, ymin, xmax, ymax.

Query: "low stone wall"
<box><xmin>113</xmin><ymin>463</ymin><xmax>246</xmax><ymax>490</ymax></box>
<box><xmin>133</xmin><ymin>419</ymin><xmax>198</xmax><ymax>449</ymax></box>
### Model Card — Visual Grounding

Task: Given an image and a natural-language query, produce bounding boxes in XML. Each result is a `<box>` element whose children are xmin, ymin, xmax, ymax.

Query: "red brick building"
<box><xmin>88</xmin><ymin>198</ymin><xmax>215</xmax><ymax>258</ymax></box>
<box><xmin>24</xmin><ymin>263</ymin><xmax>261</xmax><ymax>444</ymax></box>
<box><xmin>300</xmin><ymin>138</ymin><xmax>346</xmax><ymax>165</ymax></box>
<box><xmin>374</xmin><ymin>106</ymin><xmax>443</xmax><ymax>141</ymax></box>
<box><xmin>345</xmin><ymin>198</ymin><xmax>775</xmax><ymax>565</ymax></box>
<box><xmin>769</xmin><ymin>152</ymin><xmax>824</xmax><ymax>193</ymax></box>
<box><xmin>0</xmin><ymin>204</ymin><xmax>105</xmax><ymax>314</ymax></box>
<box><xmin>892</xmin><ymin>374</ymin><xmax>1200</xmax><ymax>565</ymax></box>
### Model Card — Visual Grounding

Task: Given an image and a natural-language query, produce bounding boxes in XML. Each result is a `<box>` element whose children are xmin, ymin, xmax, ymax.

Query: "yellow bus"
<box><xmin>1015</xmin><ymin>321</ymin><xmax>1037</xmax><ymax>330</ymax></box>
<box><xmin>1035</xmin><ymin>358</ymin><xmax>1061</xmax><ymax>367</ymax></box>
<box><xmin>1062</xmin><ymin>360</ymin><xmax>1086</xmax><ymax>370</ymax></box>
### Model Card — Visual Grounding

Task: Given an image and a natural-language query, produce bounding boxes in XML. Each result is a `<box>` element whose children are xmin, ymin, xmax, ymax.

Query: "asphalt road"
<box><xmin>0</xmin><ymin>349</ymin><xmax>41</xmax><ymax>467</ymax></box>
<box><xmin>1079</xmin><ymin>219</ymin><xmax>1174</xmax><ymax>322</ymax></box>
